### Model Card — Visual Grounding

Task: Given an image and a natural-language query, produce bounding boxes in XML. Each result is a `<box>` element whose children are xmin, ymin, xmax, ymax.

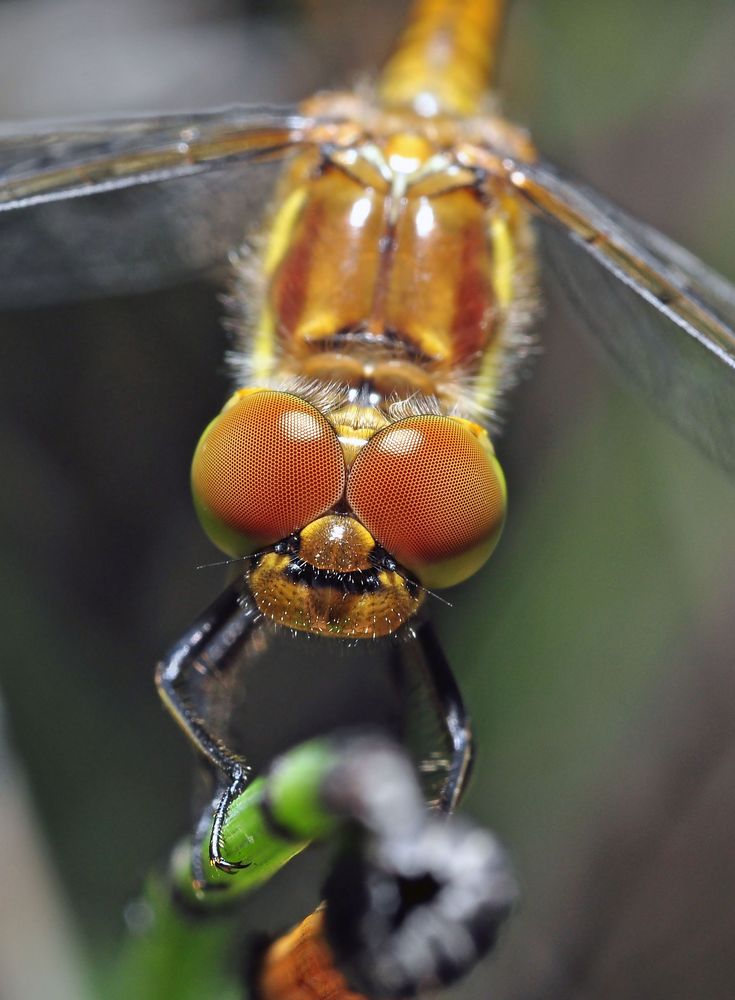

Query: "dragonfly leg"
<box><xmin>155</xmin><ymin>579</ymin><xmax>260</xmax><ymax>875</ymax></box>
<box><xmin>185</xmin><ymin>769</ymin><xmax>251</xmax><ymax>890</ymax></box>
<box><xmin>393</xmin><ymin>616</ymin><xmax>474</xmax><ymax>813</ymax></box>
<box><xmin>208</xmin><ymin>766</ymin><xmax>249</xmax><ymax>873</ymax></box>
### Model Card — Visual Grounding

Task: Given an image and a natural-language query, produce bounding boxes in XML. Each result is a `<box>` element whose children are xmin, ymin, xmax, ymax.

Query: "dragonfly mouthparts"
<box><xmin>247</xmin><ymin>514</ymin><xmax>424</xmax><ymax>638</ymax></box>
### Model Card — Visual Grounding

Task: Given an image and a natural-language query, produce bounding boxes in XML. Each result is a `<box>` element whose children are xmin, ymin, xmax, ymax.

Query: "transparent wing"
<box><xmin>507</xmin><ymin>158</ymin><xmax>735</xmax><ymax>474</ymax></box>
<box><xmin>0</xmin><ymin>106</ymin><xmax>340</xmax><ymax>306</ymax></box>
<box><xmin>0</xmin><ymin>106</ymin><xmax>327</xmax><ymax>210</ymax></box>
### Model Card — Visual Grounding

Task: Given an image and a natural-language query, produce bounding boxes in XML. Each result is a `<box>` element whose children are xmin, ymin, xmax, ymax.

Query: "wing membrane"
<box><xmin>507</xmin><ymin>158</ymin><xmax>735</xmax><ymax>473</ymax></box>
<box><xmin>0</xmin><ymin>106</ymin><xmax>342</xmax><ymax>306</ymax></box>
<box><xmin>0</xmin><ymin>106</ymin><xmax>327</xmax><ymax>210</ymax></box>
<box><xmin>0</xmin><ymin>160</ymin><xmax>282</xmax><ymax>306</ymax></box>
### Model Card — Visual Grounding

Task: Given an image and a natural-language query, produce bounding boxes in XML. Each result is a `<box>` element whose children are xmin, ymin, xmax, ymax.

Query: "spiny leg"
<box><xmin>155</xmin><ymin>579</ymin><xmax>260</xmax><ymax>875</ymax></box>
<box><xmin>391</xmin><ymin>613</ymin><xmax>474</xmax><ymax>814</ymax></box>
<box><xmin>158</xmin><ymin>581</ymin><xmax>476</xmax><ymax>897</ymax></box>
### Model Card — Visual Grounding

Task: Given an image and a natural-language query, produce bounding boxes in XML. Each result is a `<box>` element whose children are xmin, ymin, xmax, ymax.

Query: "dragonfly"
<box><xmin>1</xmin><ymin>0</ymin><xmax>734</xmax><ymax>998</ymax></box>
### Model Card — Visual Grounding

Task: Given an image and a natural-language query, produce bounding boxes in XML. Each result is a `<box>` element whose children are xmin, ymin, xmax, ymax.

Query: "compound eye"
<box><xmin>192</xmin><ymin>390</ymin><xmax>346</xmax><ymax>555</ymax></box>
<box><xmin>347</xmin><ymin>415</ymin><xmax>506</xmax><ymax>588</ymax></box>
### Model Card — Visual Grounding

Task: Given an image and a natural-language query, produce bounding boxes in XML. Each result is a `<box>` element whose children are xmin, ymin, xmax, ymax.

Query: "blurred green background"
<box><xmin>1</xmin><ymin>1</ymin><xmax>735</xmax><ymax>998</ymax></box>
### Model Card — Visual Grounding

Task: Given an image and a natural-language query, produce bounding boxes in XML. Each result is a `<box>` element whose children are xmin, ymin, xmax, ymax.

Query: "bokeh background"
<box><xmin>1</xmin><ymin>1</ymin><xmax>735</xmax><ymax>998</ymax></box>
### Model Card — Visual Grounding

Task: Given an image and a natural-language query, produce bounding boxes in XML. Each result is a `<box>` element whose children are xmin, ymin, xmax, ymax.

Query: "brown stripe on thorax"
<box><xmin>261</xmin><ymin>136</ymin><xmax>500</xmax><ymax>387</ymax></box>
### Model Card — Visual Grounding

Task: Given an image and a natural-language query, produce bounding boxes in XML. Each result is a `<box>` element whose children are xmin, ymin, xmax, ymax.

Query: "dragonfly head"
<box><xmin>191</xmin><ymin>389</ymin><xmax>506</xmax><ymax>637</ymax></box>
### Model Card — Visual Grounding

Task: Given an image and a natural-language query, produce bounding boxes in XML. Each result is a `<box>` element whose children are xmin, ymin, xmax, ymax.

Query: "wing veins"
<box><xmin>508</xmin><ymin>163</ymin><xmax>735</xmax><ymax>364</ymax></box>
<box><xmin>0</xmin><ymin>107</ymin><xmax>341</xmax><ymax>210</ymax></box>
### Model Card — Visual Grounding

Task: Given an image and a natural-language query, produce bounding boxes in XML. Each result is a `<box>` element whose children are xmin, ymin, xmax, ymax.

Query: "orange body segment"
<box><xmin>378</xmin><ymin>0</ymin><xmax>506</xmax><ymax>116</ymax></box>
<box><xmin>262</xmin><ymin>142</ymin><xmax>501</xmax><ymax>377</ymax></box>
<box><xmin>256</xmin><ymin>909</ymin><xmax>365</xmax><ymax>1000</ymax></box>
<box><xmin>267</xmin><ymin>157</ymin><xmax>386</xmax><ymax>348</ymax></box>
<box><xmin>384</xmin><ymin>184</ymin><xmax>497</xmax><ymax>363</ymax></box>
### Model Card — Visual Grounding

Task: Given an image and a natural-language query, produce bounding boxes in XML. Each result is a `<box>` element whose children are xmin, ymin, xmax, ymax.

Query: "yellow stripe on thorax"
<box><xmin>251</xmin><ymin>183</ymin><xmax>309</xmax><ymax>383</ymax></box>
<box><xmin>472</xmin><ymin>205</ymin><xmax>518</xmax><ymax>411</ymax></box>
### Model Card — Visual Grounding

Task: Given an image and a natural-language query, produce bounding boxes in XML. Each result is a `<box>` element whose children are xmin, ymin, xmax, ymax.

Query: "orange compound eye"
<box><xmin>347</xmin><ymin>415</ymin><xmax>506</xmax><ymax>589</ymax></box>
<box><xmin>192</xmin><ymin>390</ymin><xmax>346</xmax><ymax>556</ymax></box>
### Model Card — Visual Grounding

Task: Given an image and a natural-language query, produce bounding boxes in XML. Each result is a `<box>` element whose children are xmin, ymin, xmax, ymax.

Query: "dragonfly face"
<box><xmin>190</xmin><ymin>386</ymin><xmax>506</xmax><ymax>635</ymax></box>
<box><xmin>1</xmin><ymin>1</ymin><xmax>735</xmax><ymax>1000</ymax></box>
